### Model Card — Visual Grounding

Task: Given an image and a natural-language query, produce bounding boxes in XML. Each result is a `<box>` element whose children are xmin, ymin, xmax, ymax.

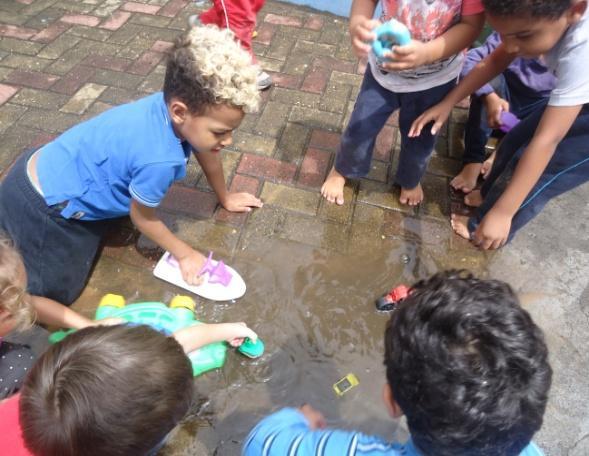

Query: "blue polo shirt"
<box><xmin>242</xmin><ymin>408</ymin><xmax>545</xmax><ymax>456</ymax></box>
<box><xmin>36</xmin><ymin>92</ymin><xmax>192</xmax><ymax>221</ymax></box>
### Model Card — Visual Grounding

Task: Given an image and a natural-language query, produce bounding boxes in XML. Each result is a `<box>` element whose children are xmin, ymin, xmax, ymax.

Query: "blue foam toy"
<box><xmin>372</xmin><ymin>19</ymin><xmax>412</xmax><ymax>60</ymax></box>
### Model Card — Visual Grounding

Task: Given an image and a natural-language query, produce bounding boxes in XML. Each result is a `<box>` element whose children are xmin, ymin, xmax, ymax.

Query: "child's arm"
<box><xmin>473</xmin><ymin>104</ymin><xmax>583</xmax><ymax>249</ymax></box>
<box><xmin>382</xmin><ymin>11</ymin><xmax>485</xmax><ymax>71</ymax></box>
<box><xmin>409</xmin><ymin>44</ymin><xmax>517</xmax><ymax>136</ymax></box>
<box><xmin>349</xmin><ymin>0</ymin><xmax>380</xmax><ymax>58</ymax></box>
<box><xmin>195</xmin><ymin>150</ymin><xmax>263</xmax><ymax>213</ymax></box>
<box><xmin>173</xmin><ymin>322</ymin><xmax>257</xmax><ymax>353</ymax></box>
<box><xmin>30</xmin><ymin>296</ymin><xmax>120</xmax><ymax>329</ymax></box>
<box><xmin>130</xmin><ymin>200</ymin><xmax>206</xmax><ymax>284</ymax></box>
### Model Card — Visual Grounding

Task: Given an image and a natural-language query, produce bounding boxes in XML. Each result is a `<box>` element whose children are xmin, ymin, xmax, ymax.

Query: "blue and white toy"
<box><xmin>372</xmin><ymin>19</ymin><xmax>412</xmax><ymax>61</ymax></box>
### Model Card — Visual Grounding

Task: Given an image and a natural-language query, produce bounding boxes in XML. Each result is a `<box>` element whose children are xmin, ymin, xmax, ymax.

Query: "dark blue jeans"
<box><xmin>335</xmin><ymin>68</ymin><xmax>456</xmax><ymax>189</ymax></box>
<box><xmin>468</xmin><ymin>105</ymin><xmax>589</xmax><ymax>241</ymax></box>
<box><xmin>463</xmin><ymin>75</ymin><xmax>549</xmax><ymax>164</ymax></box>
<box><xmin>0</xmin><ymin>149</ymin><xmax>110</xmax><ymax>305</ymax></box>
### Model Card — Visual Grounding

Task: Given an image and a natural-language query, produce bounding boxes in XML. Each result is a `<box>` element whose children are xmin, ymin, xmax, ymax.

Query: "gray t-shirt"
<box><xmin>545</xmin><ymin>9</ymin><xmax>589</xmax><ymax>106</ymax></box>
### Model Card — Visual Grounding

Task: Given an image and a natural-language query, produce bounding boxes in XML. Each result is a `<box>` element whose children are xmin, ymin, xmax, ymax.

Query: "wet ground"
<box><xmin>1</xmin><ymin>1</ymin><xmax>587</xmax><ymax>455</ymax></box>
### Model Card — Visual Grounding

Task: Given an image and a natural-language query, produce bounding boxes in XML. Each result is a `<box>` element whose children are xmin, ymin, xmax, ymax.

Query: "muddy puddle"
<box><xmin>74</xmin><ymin>233</ymin><xmax>489</xmax><ymax>455</ymax></box>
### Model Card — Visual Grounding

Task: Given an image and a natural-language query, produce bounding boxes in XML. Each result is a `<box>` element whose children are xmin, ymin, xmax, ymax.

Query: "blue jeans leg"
<box><xmin>468</xmin><ymin>106</ymin><xmax>589</xmax><ymax>241</ymax></box>
<box><xmin>395</xmin><ymin>78</ymin><xmax>456</xmax><ymax>188</ymax></box>
<box><xmin>335</xmin><ymin>68</ymin><xmax>400</xmax><ymax>178</ymax></box>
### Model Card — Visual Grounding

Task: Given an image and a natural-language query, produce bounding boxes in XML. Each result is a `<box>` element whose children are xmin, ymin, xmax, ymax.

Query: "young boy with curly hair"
<box><xmin>243</xmin><ymin>271</ymin><xmax>551</xmax><ymax>455</ymax></box>
<box><xmin>411</xmin><ymin>0</ymin><xmax>589</xmax><ymax>249</ymax></box>
<box><xmin>0</xmin><ymin>26</ymin><xmax>262</xmax><ymax>305</ymax></box>
<box><xmin>321</xmin><ymin>0</ymin><xmax>485</xmax><ymax>206</ymax></box>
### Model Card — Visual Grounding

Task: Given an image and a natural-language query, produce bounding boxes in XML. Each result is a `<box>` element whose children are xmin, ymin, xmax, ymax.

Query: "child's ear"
<box><xmin>569</xmin><ymin>0</ymin><xmax>587</xmax><ymax>23</ymax></box>
<box><xmin>382</xmin><ymin>383</ymin><xmax>404</xmax><ymax>419</ymax></box>
<box><xmin>169</xmin><ymin>100</ymin><xmax>189</xmax><ymax>124</ymax></box>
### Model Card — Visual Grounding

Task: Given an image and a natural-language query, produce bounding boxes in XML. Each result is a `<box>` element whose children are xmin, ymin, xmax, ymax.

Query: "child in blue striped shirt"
<box><xmin>243</xmin><ymin>271</ymin><xmax>551</xmax><ymax>456</ymax></box>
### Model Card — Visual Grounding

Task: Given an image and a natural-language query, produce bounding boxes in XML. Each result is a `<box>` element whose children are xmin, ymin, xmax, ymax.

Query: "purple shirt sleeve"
<box><xmin>460</xmin><ymin>32</ymin><xmax>502</xmax><ymax>97</ymax></box>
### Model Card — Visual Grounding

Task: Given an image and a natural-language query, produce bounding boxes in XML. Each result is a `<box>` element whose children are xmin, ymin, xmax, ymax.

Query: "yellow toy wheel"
<box><xmin>98</xmin><ymin>294</ymin><xmax>125</xmax><ymax>308</ymax></box>
<box><xmin>170</xmin><ymin>295</ymin><xmax>196</xmax><ymax>311</ymax></box>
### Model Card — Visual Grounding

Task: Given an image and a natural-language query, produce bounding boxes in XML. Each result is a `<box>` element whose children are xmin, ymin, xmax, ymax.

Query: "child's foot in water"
<box><xmin>451</xmin><ymin>214</ymin><xmax>471</xmax><ymax>240</ymax></box>
<box><xmin>399</xmin><ymin>183</ymin><xmax>423</xmax><ymax>206</ymax></box>
<box><xmin>321</xmin><ymin>167</ymin><xmax>346</xmax><ymax>205</ymax></box>
<box><xmin>450</xmin><ymin>163</ymin><xmax>482</xmax><ymax>193</ymax></box>
<box><xmin>464</xmin><ymin>189</ymin><xmax>483</xmax><ymax>207</ymax></box>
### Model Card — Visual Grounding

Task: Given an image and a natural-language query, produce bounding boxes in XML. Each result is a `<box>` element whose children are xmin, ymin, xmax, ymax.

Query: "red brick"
<box><xmin>215</xmin><ymin>174</ymin><xmax>260</xmax><ymax>225</ymax></box>
<box><xmin>0</xmin><ymin>24</ymin><xmax>37</xmax><ymax>40</ymax></box>
<box><xmin>128</xmin><ymin>50</ymin><xmax>164</xmax><ymax>75</ymax></box>
<box><xmin>0</xmin><ymin>84</ymin><xmax>18</xmax><ymax>106</ymax></box>
<box><xmin>253</xmin><ymin>23</ymin><xmax>275</xmax><ymax>45</ymax></box>
<box><xmin>60</xmin><ymin>14</ymin><xmax>101</xmax><ymax>27</ymax></box>
<box><xmin>268</xmin><ymin>72</ymin><xmax>301</xmax><ymax>89</ymax></box>
<box><xmin>374</xmin><ymin>125</ymin><xmax>396</xmax><ymax>161</ymax></box>
<box><xmin>309</xmin><ymin>129</ymin><xmax>340</xmax><ymax>151</ymax></box>
<box><xmin>160</xmin><ymin>186</ymin><xmax>218</xmax><ymax>218</ymax></box>
<box><xmin>51</xmin><ymin>65</ymin><xmax>95</xmax><ymax>95</ymax></box>
<box><xmin>237</xmin><ymin>154</ymin><xmax>297</xmax><ymax>183</ymax></box>
<box><xmin>31</xmin><ymin>22</ymin><xmax>70</xmax><ymax>43</ymax></box>
<box><xmin>301</xmin><ymin>67</ymin><xmax>329</xmax><ymax>94</ymax></box>
<box><xmin>122</xmin><ymin>2</ymin><xmax>161</xmax><ymax>14</ymax></box>
<box><xmin>100</xmin><ymin>11</ymin><xmax>132</xmax><ymax>31</ymax></box>
<box><xmin>264</xmin><ymin>13</ymin><xmax>302</xmax><ymax>27</ymax></box>
<box><xmin>4</xmin><ymin>71</ymin><xmax>58</xmax><ymax>90</ymax></box>
<box><xmin>297</xmin><ymin>147</ymin><xmax>330</xmax><ymax>188</ymax></box>
<box><xmin>158</xmin><ymin>0</ymin><xmax>189</xmax><ymax>17</ymax></box>
<box><xmin>84</xmin><ymin>55</ymin><xmax>131</xmax><ymax>72</ymax></box>
<box><xmin>313</xmin><ymin>56</ymin><xmax>355</xmax><ymax>74</ymax></box>
<box><xmin>28</xmin><ymin>132</ymin><xmax>56</xmax><ymax>149</ymax></box>
<box><xmin>151</xmin><ymin>40</ymin><xmax>173</xmax><ymax>53</ymax></box>
<box><xmin>304</xmin><ymin>15</ymin><xmax>323</xmax><ymax>30</ymax></box>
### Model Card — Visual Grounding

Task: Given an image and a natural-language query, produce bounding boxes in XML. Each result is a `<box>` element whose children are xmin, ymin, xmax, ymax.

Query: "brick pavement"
<box><xmin>0</xmin><ymin>0</ymin><xmax>485</xmax><ymax>278</ymax></box>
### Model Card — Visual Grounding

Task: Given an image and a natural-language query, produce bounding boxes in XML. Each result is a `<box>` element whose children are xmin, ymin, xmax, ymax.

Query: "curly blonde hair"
<box><xmin>0</xmin><ymin>237</ymin><xmax>34</xmax><ymax>331</ymax></box>
<box><xmin>163</xmin><ymin>25</ymin><xmax>260</xmax><ymax>114</ymax></box>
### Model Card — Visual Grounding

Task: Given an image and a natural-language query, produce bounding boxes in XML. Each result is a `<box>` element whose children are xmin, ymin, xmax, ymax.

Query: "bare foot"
<box><xmin>451</xmin><ymin>214</ymin><xmax>470</xmax><ymax>240</ymax></box>
<box><xmin>464</xmin><ymin>189</ymin><xmax>483</xmax><ymax>207</ymax></box>
<box><xmin>450</xmin><ymin>163</ymin><xmax>482</xmax><ymax>193</ymax></box>
<box><xmin>481</xmin><ymin>151</ymin><xmax>496</xmax><ymax>179</ymax></box>
<box><xmin>399</xmin><ymin>183</ymin><xmax>423</xmax><ymax>206</ymax></box>
<box><xmin>321</xmin><ymin>167</ymin><xmax>346</xmax><ymax>205</ymax></box>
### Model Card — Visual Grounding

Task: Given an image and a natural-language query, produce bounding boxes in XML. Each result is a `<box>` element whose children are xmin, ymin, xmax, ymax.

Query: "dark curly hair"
<box><xmin>384</xmin><ymin>270</ymin><xmax>551</xmax><ymax>456</ymax></box>
<box><xmin>483</xmin><ymin>0</ymin><xmax>573</xmax><ymax>18</ymax></box>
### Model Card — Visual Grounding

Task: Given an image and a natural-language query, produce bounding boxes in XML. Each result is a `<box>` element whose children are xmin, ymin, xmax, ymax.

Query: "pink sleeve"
<box><xmin>462</xmin><ymin>0</ymin><xmax>484</xmax><ymax>15</ymax></box>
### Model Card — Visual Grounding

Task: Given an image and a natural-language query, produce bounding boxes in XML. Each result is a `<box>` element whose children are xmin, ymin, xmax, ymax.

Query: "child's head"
<box><xmin>482</xmin><ymin>0</ymin><xmax>587</xmax><ymax>57</ymax></box>
<box><xmin>0</xmin><ymin>237</ymin><xmax>33</xmax><ymax>336</ymax></box>
<box><xmin>383</xmin><ymin>271</ymin><xmax>551</xmax><ymax>456</ymax></box>
<box><xmin>163</xmin><ymin>25</ymin><xmax>260</xmax><ymax>154</ymax></box>
<box><xmin>20</xmin><ymin>324</ymin><xmax>194</xmax><ymax>456</ymax></box>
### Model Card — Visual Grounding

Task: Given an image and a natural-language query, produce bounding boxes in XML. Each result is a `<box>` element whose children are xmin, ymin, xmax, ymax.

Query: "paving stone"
<box><xmin>31</xmin><ymin>21</ymin><xmax>70</xmax><ymax>43</ymax></box>
<box><xmin>267</xmin><ymin>72</ymin><xmax>301</xmax><ymax>89</ymax></box>
<box><xmin>260</xmin><ymin>181</ymin><xmax>319</xmax><ymax>216</ymax></box>
<box><xmin>130</xmin><ymin>13</ymin><xmax>171</xmax><ymax>28</ymax></box>
<box><xmin>428</xmin><ymin>154</ymin><xmax>462</xmax><ymax>178</ymax></box>
<box><xmin>239</xmin><ymin>206</ymin><xmax>286</xmax><ymax>248</ymax></box>
<box><xmin>293</xmin><ymin>40</ymin><xmax>337</xmax><ymax>58</ymax></box>
<box><xmin>91</xmin><ymin>68</ymin><xmax>144</xmax><ymax>90</ymax></box>
<box><xmin>107</xmin><ymin>22</ymin><xmax>144</xmax><ymax>44</ymax></box>
<box><xmin>280</xmin><ymin>213</ymin><xmax>348</xmax><ymax>252</ymax></box>
<box><xmin>84</xmin><ymin>54</ymin><xmax>132</xmax><ymax>72</ymax></box>
<box><xmin>0</xmin><ymin>24</ymin><xmax>37</xmax><ymax>40</ymax></box>
<box><xmin>128</xmin><ymin>50</ymin><xmax>164</xmax><ymax>75</ymax></box>
<box><xmin>281</xmin><ymin>52</ymin><xmax>311</xmax><ymax>76</ymax></box>
<box><xmin>0</xmin><ymin>103</ymin><xmax>28</xmax><ymax>134</ymax></box>
<box><xmin>122</xmin><ymin>2</ymin><xmax>161</xmax><ymax>15</ymax></box>
<box><xmin>366</xmin><ymin>160</ymin><xmax>388</xmax><ymax>183</ymax></box>
<box><xmin>382</xmin><ymin>210</ymin><xmax>452</xmax><ymax>246</ymax></box>
<box><xmin>264</xmin><ymin>13</ymin><xmax>302</xmax><ymax>27</ymax></box>
<box><xmin>319</xmin><ymin>22</ymin><xmax>346</xmax><ymax>45</ymax></box>
<box><xmin>318</xmin><ymin>184</ymin><xmax>355</xmax><ymax>225</ymax></box>
<box><xmin>265</xmin><ymin>32</ymin><xmax>294</xmax><ymax>61</ymax></box>
<box><xmin>357</xmin><ymin>180</ymin><xmax>415</xmax><ymax>214</ymax></box>
<box><xmin>329</xmin><ymin>70</ymin><xmax>363</xmax><ymax>87</ymax></box>
<box><xmin>82</xmin><ymin>100</ymin><xmax>113</xmax><ymax>118</ymax></box>
<box><xmin>17</xmin><ymin>107</ymin><xmax>79</xmax><ymax>133</ymax></box>
<box><xmin>0</xmin><ymin>84</ymin><xmax>19</xmax><ymax>106</ymax></box>
<box><xmin>215</xmin><ymin>174</ymin><xmax>261</xmax><ymax>226</ymax></box>
<box><xmin>137</xmin><ymin>64</ymin><xmax>165</xmax><ymax>93</ymax></box>
<box><xmin>53</xmin><ymin>1</ymin><xmax>95</xmax><ymax>14</ymax></box>
<box><xmin>60</xmin><ymin>82</ymin><xmax>107</xmax><ymax>114</ymax></box>
<box><xmin>304</xmin><ymin>15</ymin><xmax>324</xmax><ymax>31</ymax></box>
<box><xmin>100</xmin><ymin>11</ymin><xmax>132</xmax><ymax>30</ymax></box>
<box><xmin>320</xmin><ymin>82</ymin><xmax>350</xmax><ymax>114</ymax></box>
<box><xmin>297</xmin><ymin>147</ymin><xmax>330</xmax><ymax>188</ymax></box>
<box><xmin>272</xmin><ymin>87</ymin><xmax>320</xmax><ymax>109</ymax></box>
<box><xmin>289</xmin><ymin>105</ymin><xmax>341</xmax><ymax>131</ymax></box>
<box><xmin>237</xmin><ymin>153</ymin><xmax>297</xmax><ymax>183</ymax></box>
<box><xmin>301</xmin><ymin>66</ymin><xmax>330</xmax><ymax>94</ymax></box>
<box><xmin>253</xmin><ymin>22</ymin><xmax>276</xmax><ymax>45</ymax></box>
<box><xmin>309</xmin><ymin>129</ymin><xmax>340</xmax><ymax>151</ymax></box>
<box><xmin>0</xmin><ymin>36</ymin><xmax>44</xmax><ymax>55</ymax></box>
<box><xmin>1</xmin><ymin>54</ymin><xmax>52</xmax><ymax>72</ymax></box>
<box><xmin>231</xmin><ymin>131</ymin><xmax>276</xmax><ymax>156</ymax></box>
<box><xmin>4</xmin><ymin>70</ymin><xmax>58</xmax><ymax>89</ymax></box>
<box><xmin>60</xmin><ymin>14</ymin><xmax>101</xmax><ymax>27</ymax></box>
<box><xmin>0</xmin><ymin>124</ymin><xmax>37</xmax><ymax>171</ymax></box>
<box><xmin>254</xmin><ymin>101</ymin><xmax>290</xmax><ymax>137</ymax></box>
<box><xmin>160</xmin><ymin>185</ymin><xmax>218</xmax><ymax>219</ymax></box>
<box><xmin>417</xmin><ymin>173</ymin><xmax>450</xmax><ymax>219</ymax></box>
<box><xmin>158</xmin><ymin>0</ymin><xmax>189</xmax><ymax>18</ymax></box>
<box><xmin>276</xmin><ymin>122</ymin><xmax>309</xmax><ymax>162</ymax></box>
<box><xmin>10</xmin><ymin>87</ymin><xmax>68</xmax><ymax>110</ymax></box>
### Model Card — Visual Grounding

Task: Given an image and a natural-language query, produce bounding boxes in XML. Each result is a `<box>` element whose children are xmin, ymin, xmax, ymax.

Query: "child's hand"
<box><xmin>177</xmin><ymin>249</ymin><xmax>207</xmax><ymax>286</ymax></box>
<box><xmin>409</xmin><ymin>100</ymin><xmax>453</xmax><ymax>137</ymax></box>
<box><xmin>484</xmin><ymin>93</ymin><xmax>510</xmax><ymax>128</ymax></box>
<box><xmin>222</xmin><ymin>322</ymin><xmax>258</xmax><ymax>347</ymax></box>
<box><xmin>221</xmin><ymin>192</ymin><xmax>263</xmax><ymax>213</ymax></box>
<box><xmin>381</xmin><ymin>40</ymin><xmax>430</xmax><ymax>71</ymax></box>
<box><xmin>299</xmin><ymin>404</ymin><xmax>327</xmax><ymax>430</ymax></box>
<box><xmin>472</xmin><ymin>208</ymin><xmax>512</xmax><ymax>250</ymax></box>
<box><xmin>350</xmin><ymin>17</ymin><xmax>380</xmax><ymax>58</ymax></box>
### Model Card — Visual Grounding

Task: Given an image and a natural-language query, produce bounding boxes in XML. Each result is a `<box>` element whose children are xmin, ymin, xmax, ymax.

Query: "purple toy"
<box><xmin>499</xmin><ymin>111</ymin><xmax>520</xmax><ymax>133</ymax></box>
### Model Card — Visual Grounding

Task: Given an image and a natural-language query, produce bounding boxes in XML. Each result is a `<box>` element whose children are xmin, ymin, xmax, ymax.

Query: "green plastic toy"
<box><xmin>49</xmin><ymin>294</ymin><xmax>264</xmax><ymax>376</ymax></box>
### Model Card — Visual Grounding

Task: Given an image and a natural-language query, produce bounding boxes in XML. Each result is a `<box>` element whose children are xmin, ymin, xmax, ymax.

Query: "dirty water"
<box><xmin>74</xmin><ymin>232</ymin><xmax>489</xmax><ymax>456</ymax></box>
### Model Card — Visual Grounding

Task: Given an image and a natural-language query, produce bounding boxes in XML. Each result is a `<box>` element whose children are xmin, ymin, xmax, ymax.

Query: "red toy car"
<box><xmin>376</xmin><ymin>284</ymin><xmax>411</xmax><ymax>312</ymax></box>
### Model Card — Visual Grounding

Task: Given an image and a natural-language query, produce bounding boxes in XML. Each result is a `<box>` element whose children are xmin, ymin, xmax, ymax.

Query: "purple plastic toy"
<box><xmin>499</xmin><ymin>111</ymin><xmax>520</xmax><ymax>133</ymax></box>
